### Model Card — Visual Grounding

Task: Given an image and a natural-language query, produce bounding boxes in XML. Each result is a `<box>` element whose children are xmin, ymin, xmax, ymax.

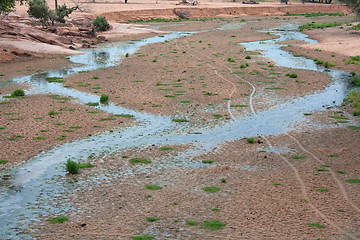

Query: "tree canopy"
<box><xmin>0</xmin><ymin>0</ymin><xmax>16</xmax><ymax>17</ymax></box>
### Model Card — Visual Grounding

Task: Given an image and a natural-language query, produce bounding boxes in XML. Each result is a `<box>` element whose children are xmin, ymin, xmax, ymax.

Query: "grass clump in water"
<box><xmin>201</xmin><ymin>220</ymin><xmax>226</xmax><ymax>230</ymax></box>
<box><xmin>172</xmin><ymin>118</ymin><xmax>188</xmax><ymax>122</ymax></box>
<box><xmin>202</xmin><ymin>186</ymin><xmax>221</xmax><ymax>193</ymax></box>
<box><xmin>47</xmin><ymin>216</ymin><xmax>68</xmax><ymax>224</ymax></box>
<box><xmin>65</xmin><ymin>159</ymin><xmax>79</xmax><ymax>174</ymax></box>
<box><xmin>86</xmin><ymin>102</ymin><xmax>99</xmax><ymax>106</ymax></box>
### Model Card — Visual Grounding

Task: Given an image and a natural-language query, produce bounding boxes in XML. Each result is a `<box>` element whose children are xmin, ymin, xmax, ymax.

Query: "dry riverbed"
<box><xmin>1</xmin><ymin>9</ymin><xmax>360</xmax><ymax>240</ymax></box>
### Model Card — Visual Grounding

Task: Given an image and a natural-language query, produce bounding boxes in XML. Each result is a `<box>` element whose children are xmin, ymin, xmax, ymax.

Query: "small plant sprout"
<box><xmin>220</xmin><ymin>178</ymin><xmax>227</xmax><ymax>183</ymax></box>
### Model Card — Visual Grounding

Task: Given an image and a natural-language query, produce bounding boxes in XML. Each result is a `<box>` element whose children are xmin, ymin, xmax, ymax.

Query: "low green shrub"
<box><xmin>93</xmin><ymin>16</ymin><xmax>110</xmax><ymax>31</ymax></box>
<box><xmin>65</xmin><ymin>159</ymin><xmax>79</xmax><ymax>174</ymax></box>
<box><xmin>350</xmin><ymin>75</ymin><xmax>360</xmax><ymax>86</ymax></box>
<box><xmin>100</xmin><ymin>94</ymin><xmax>109</xmax><ymax>103</ymax></box>
<box><xmin>11</xmin><ymin>89</ymin><xmax>25</xmax><ymax>97</ymax></box>
<box><xmin>246</xmin><ymin>137</ymin><xmax>255</xmax><ymax>143</ymax></box>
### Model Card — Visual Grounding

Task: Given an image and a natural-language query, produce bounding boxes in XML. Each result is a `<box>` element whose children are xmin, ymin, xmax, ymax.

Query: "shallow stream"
<box><xmin>0</xmin><ymin>23</ymin><xmax>352</xmax><ymax>238</ymax></box>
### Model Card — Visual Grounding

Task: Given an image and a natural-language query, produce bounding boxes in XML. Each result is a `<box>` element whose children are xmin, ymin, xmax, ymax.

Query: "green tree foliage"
<box><xmin>51</xmin><ymin>4</ymin><xmax>73</xmax><ymax>24</ymax></box>
<box><xmin>0</xmin><ymin>0</ymin><xmax>16</xmax><ymax>17</ymax></box>
<box><xmin>27</xmin><ymin>0</ymin><xmax>73</xmax><ymax>27</ymax></box>
<box><xmin>338</xmin><ymin>0</ymin><xmax>360</xmax><ymax>20</ymax></box>
<box><xmin>27</xmin><ymin>0</ymin><xmax>50</xmax><ymax>27</ymax></box>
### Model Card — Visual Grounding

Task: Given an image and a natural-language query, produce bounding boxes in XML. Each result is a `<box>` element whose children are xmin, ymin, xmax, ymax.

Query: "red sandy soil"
<box><xmin>0</xmin><ymin>94</ymin><xmax>133</xmax><ymax>166</ymax></box>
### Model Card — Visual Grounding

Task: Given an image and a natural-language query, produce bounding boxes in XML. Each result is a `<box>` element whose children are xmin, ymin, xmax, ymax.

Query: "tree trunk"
<box><xmin>55</xmin><ymin>0</ymin><xmax>58</xmax><ymax>9</ymax></box>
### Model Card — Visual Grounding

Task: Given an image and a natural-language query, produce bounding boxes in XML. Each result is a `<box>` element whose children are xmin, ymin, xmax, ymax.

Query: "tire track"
<box><xmin>180</xmin><ymin>34</ymin><xmax>357</xmax><ymax>239</ymax></box>
<box><xmin>286</xmin><ymin>132</ymin><xmax>360</xmax><ymax>214</ymax></box>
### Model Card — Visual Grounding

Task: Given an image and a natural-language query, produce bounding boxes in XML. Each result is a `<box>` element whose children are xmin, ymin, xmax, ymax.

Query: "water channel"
<box><xmin>0</xmin><ymin>23</ymin><xmax>352</xmax><ymax>238</ymax></box>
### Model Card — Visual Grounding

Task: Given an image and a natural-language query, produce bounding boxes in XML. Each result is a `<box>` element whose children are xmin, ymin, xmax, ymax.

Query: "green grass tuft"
<box><xmin>186</xmin><ymin>220</ymin><xmax>199</xmax><ymax>226</ymax></box>
<box><xmin>0</xmin><ymin>159</ymin><xmax>8</xmax><ymax>164</ymax></box>
<box><xmin>86</xmin><ymin>102</ymin><xmax>99</xmax><ymax>106</ymax></box>
<box><xmin>202</xmin><ymin>160</ymin><xmax>214</xmax><ymax>164</ymax></box>
<box><xmin>172</xmin><ymin>118</ymin><xmax>188</xmax><ymax>122</ymax></box>
<box><xmin>202</xmin><ymin>186</ymin><xmax>221</xmax><ymax>193</ymax></box>
<box><xmin>292</xmin><ymin>155</ymin><xmax>306</xmax><ymax>159</ymax></box>
<box><xmin>160</xmin><ymin>146</ymin><xmax>174</xmax><ymax>151</ymax></box>
<box><xmin>345</xmin><ymin>179</ymin><xmax>360</xmax><ymax>183</ymax></box>
<box><xmin>246</xmin><ymin>137</ymin><xmax>255</xmax><ymax>144</ymax></box>
<box><xmin>145</xmin><ymin>184</ymin><xmax>162</xmax><ymax>190</ymax></box>
<box><xmin>146</xmin><ymin>217</ymin><xmax>159</xmax><ymax>222</ymax></box>
<box><xmin>130</xmin><ymin>158</ymin><xmax>151</xmax><ymax>164</ymax></box>
<box><xmin>316</xmin><ymin>188</ymin><xmax>330</xmax><ymax>192</ymax></box>
<box><xmin>307</xmin><ymin>222</ymin><xmax>327</xmax><ymax>229</ymax></box>
<box><xmin>114</xmin><ymin>114</ymin><xmax>134</xmax><ymax>118</ymax></box>
<box><xmin>47</xmin><ymin>216</ymin><xmax>68</xmax><ymax>224</ymax></box>
<box><xmin>78</xmin><ymin>163</ymin><xmax>94</xmax><ymax>168</ymax></box>
<box><xmin>131</xmin><ymin>236</ymin><xmax>154</xmax><ymax>240</ymax></box>
<box><xmin>201</xmin><ymin>220</ymin><xmax>226</xmax><ymax>230</ymax></box>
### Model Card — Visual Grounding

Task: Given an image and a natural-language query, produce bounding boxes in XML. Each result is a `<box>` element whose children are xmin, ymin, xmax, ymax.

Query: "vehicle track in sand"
<box><xmin>182</xmin><ymin>29</ymin><xmax>359</xmax><ymax>239</ymax></box>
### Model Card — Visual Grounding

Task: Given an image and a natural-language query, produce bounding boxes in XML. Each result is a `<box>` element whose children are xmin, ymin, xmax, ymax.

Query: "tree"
<box><xmin>339</xmin><ymin>0</ymin><xmax>360</xmax><ymax>20</ymax></box>
<box><xmin>27</xmin><ymin>0</ymin><xmax>50</xmax><ymax>27</ymax></box>
<box><xmin>0</xmin><ymin>0</ymin><xmax>16</xmax><ymax>18</ymax></box>
<box><xmin>27</xmin><ymin>0</ymin><xmax>73</xmax><ymax>27</ymax></box>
